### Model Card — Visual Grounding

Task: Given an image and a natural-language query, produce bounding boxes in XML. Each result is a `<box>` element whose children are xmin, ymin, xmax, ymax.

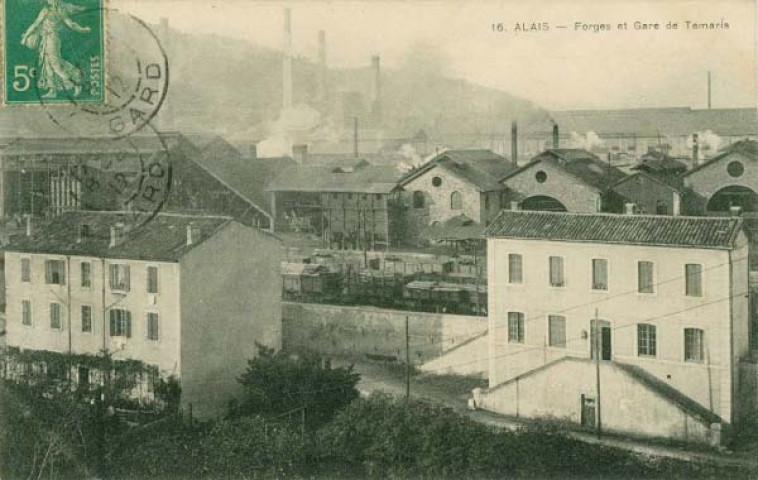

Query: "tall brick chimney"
<box><xmin>552</xmin><ymin>124</ymin><xmax>559</xmax><ymax>149</ymax></box>
<box><xmin>511</xmin><ymin>121</ymin><xmax>518</xmax><ymax>165</ymax></box>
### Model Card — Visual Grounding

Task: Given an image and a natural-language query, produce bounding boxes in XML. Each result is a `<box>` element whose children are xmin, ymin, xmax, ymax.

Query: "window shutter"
<box><xmin>109</xmin><ymin>310</ymin><xmax>116</xmax><ymax>336</ymax></box>
<box><xmin>592</xmin><ymin>259</ymin><xmax>607</xmax><ymax>290</ymax></box>
<box><xmin>550</xmin><ymin>257</ymin><xmax>564</xmax><ymax>286</ymax></box>
<box><xmin>60</xmin><ymin>262</ymin><xmax>66</xmax><ymax>285</ymax></box>
<box><xmin>549</xmin><ymin>315</ymin><xmax>566</xmax><ymax>348</ymax></box>
<box><xmin>124</xmin><ymin>266</ymin><xmax>131</xmax><ymax>292</ymax></box>
<box><xmin>508</xmin><ymin>254</ymin><xmax>522</xmax><ymax>283</ymax></box>
<box><xmin>45</xmin><ymin>261</ymin><xmax>52</xmax><ymax>283</ymax></box>
<box><xmin>126</xmin><ymin>311</ymin><xmax>132</xmax><ymax>338</ymax></box>
<box><xmin>109</xmin><ymin>265</ymin><xmax>116</xmax><ymax>289</ymax></box>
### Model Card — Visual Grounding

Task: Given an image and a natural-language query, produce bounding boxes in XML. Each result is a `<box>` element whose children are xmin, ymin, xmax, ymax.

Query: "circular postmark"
<box><xmin>33</xmin><ymin>7</ymin><xmax>169</xmax><ymax>139</ymax></box>
<box><xmin>52</xmin><ymin>123</ymin><xmax>173</xmax><ymax>235</ymax></box>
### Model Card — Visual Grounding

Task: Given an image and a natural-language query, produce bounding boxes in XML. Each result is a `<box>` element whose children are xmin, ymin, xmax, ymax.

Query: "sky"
<box><xmin>119</xmin><ymin>0</ymin><xmax>757</xmax><ymax>111</ymax></box>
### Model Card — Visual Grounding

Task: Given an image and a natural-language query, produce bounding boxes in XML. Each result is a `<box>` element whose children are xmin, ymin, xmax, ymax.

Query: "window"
<box><xmin>548</xmin><ymin>315</ymin><xmax>566</xmax><ymax>348</ymax></box>
<box><xmin>81</xmin><ymin>262</ymin><xmax>91</xmax><ymax>288</ymax></box>
<box><xmin>591</xmin><ymin>259</ymin><xmax>608</xmax><ymax>291</ymax></box>
<box><xmin>432</xmin><ymin>176</ymin><xmax>442</xmax><ymax>187</ymax></box>
<box><xmin>727</xmin><ymin>161</ymin><xmax>745</xmax><ymax>178</ymax></box>
<box><xmin>535</xmin><ymin>171</ymin><xmax>547</xmax><ymax>183</ymax></box>
<box><xmin>638</xmin><ymin>261</ymin><xmax>654</xmax><ymax>294</ymax></box>
<box><xmin>147</xmin><ymin>312</ymin><xmax>159</xmax><ymax>341</ymax></box>
<box><xmin>507</xmin><ymin>312</ymin><xmax>525</xmax><ymax>343</ymax></box>
<box><xmin>45</xmin><ymin>259</ymin><xmax>65</xmax><ymax>285</ymax></box>
<box><xmin>22</xmin><ymin>300</ymin><xmax>31</xmax><ymax>326</ymax></box>
<box><xmin>549</xmin><ymin>256</ymin><xmax>565</xmax><ymax>287</ymax></box>
<box><xmin>109</xmin><ymin>309</ymin><xmax>132</xmax><ymax>337</ymax></box>
<box><xmin>412</xmin><ymin>191</ymin><xmax>425</xmax><ymax>209</ymax></box>
<box><xmin>450</xmin><ymin>191</ymin><xmax>463</xmax><ymax>210</ymax></box>
<box><xmin>81</xmin><ymin>305</ymin><xmax>92</xmax><ymax>333</ymax></box>
<box><xmin>684</xmin><ymin>328</ymin><xmax>704</xmax><ymax>363</ymax></box>
<box><xmin>109</xmin><ymin>264</ymin><xmax>130</xmax><ymax>291</ymax></box>
<box><xmin>50</xmin><ymin>303</ymin><xmax>61</xmax><ymax>329</ymax></box>
<box><xmin>637</xmin><ymin>324</ymin><xmax>657</xmax><ymax>356</ymax></box>
<box><xmin>655</xmin><ymin>201</ymin><xmax>668</xmax><ymax>215</ymax></box>
<box><xmin>484</xmin><ymin>194</ymin><xmax>490</xmax><ymax>210</ymax></box>
<box><xmin>147</xmin><ymin>266</ymin><xmax>159</xmax><ymax>294</ymax></box>
<box><xmin>685</xmin><ymin>264</ymin><xmax>703</xmax><ymax>297</ymax></box>
<box><xmin>21</xmin><ymin>258</ymin><xmax>30</xmax><ymax>282</ymax></box>
<box><xmin>508</xmin><ymin>254</ymin><xmax>523</xmax><ymax>284</ymax></box>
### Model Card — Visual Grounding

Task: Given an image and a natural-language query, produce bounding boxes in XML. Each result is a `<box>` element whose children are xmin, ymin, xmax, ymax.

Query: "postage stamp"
<box><xmin>4</xmin><ymin>0</ymin><xmax>105</xmax><ymax>104</ymax></box>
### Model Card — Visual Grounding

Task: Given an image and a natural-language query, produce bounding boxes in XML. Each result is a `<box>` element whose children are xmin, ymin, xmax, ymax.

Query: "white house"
<box><xmin>4</xmin><ymin>211</ymin><xmax>282</xmax><ymax>418</ymax></box>
<box><xmin>475</xmin><ymin>210</ymin><xmax>749</xmax><ymax>444</ymax></box>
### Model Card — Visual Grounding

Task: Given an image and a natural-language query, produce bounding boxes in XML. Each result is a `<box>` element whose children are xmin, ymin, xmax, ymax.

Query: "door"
<box><xmin>581</xmin><ymin>395</ymin><xmax>596</xmax><ymax>428</ymax></box>
<box><xmin>590</xmin><ymin>319</ymin><xmax>612</xmax><ymax>361</ymax></box>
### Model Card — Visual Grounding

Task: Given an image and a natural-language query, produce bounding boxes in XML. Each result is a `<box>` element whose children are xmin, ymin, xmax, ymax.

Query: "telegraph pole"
<box><xmin>594</xmin><ymin>308</ymin><xmax>602</xmax><ymax>438</ymax></box>
<box><xmin>405</xmin><ymin>315</ymin><xmax>410</xmax><ymax>401</ymax></box>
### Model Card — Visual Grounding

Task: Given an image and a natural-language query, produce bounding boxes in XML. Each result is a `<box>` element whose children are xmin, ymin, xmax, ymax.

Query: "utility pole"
<box><xmin>405</xmin><ymin>315</ymin><xmax>410</xmax><ymax>402</ymax></box>
<box><xmin>594</xmin><ymin>308</ymin><xmax>602</xmax><ymax>438</ymax></box>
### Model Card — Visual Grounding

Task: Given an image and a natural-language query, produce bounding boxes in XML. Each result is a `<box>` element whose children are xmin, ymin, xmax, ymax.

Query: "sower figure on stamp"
<box><xmin>21</xmin><ymin>0</ymin><xmax>91</xmax><ymax>99</ymax></box>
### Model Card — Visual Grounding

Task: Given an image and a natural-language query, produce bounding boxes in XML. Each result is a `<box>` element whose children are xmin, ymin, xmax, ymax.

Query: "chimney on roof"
<box><xmin>691</xmin><ymin>133</ymin><xmax>700</xmax><ymax>168</ymax></box>
<box><xmin>370</xmin><ymin>55</ymin><xmax>382</xmax><ymax>124</ymax></box>
<box><xmin>730</xmin><ymin>205</ymin><xmax>742</xmax><ymax>217</ymax></box>
<box><xmin>25</xmin><ymin>215</ymin><xmax>31</xmax><ymax>237</ymax></box>
<box><xmin>249</xmin><ymin>143</ymin><xmax>258</xmax><ymax>161</ymax></box>
<box><xmin>625</xmin><ymin>203</ymin><xmax>636</xmax><ymax>215</ymax></box>
<box><xmin>186</xmin><ymin>223</ymin><xmax>196</xmax><ymax>246</ymax></box>
<box><xmin>511</xmin><ymin>121</ymin><xmax>518</xmax><ymax>165</ymax></box>
<box><xmin>293</xmin><ymin>144</ymin><xmax>308</xmax><ymax>164</ymax></box>
<box><xmin>552</xmin><ymin>124</ymin><xmax>559</xmax><ymax>149</ymax></box>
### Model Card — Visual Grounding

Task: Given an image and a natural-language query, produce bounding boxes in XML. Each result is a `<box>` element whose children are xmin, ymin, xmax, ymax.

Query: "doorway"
<box><xmin>590</xmin><ymin>319</ymin><xmax>612</xmax><ymax>361</ymax></box>
<box><xmin>581</xmin><ymin>394</ymin><xmax>596</xmax><ymax>428</ymax></box>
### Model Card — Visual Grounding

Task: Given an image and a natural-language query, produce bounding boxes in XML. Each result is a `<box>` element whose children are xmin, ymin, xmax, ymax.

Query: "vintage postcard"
<box><xmin>0</xmin><ymin>0</ymin><xmax>757</xmax><ymax>478</ymax></box>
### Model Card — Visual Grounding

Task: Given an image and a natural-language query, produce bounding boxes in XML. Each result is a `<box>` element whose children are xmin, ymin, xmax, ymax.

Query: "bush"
<box><xmin>234</xmin><ymin>345</ymin><xmax>360</xmax><ymax>428</ymax></box>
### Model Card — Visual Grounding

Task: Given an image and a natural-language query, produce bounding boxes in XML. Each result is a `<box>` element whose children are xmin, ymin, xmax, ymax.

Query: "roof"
<box><xmin>610</xmin><ymin>171</ymin><xmax>683</xmax><ymax>193</ymax></box>
<box><xmin>485</xmin><ymin>210</ymin><xmax>743</xmax><ymax>250</ymax></box>
<box><xmin>684</xmin><ymin>139</ymin><xmax>758</xmax><ymax>177</ymax></box>
<box><xmin>399</xmin><ymin>149</ymin><xmax>517</xmax><ymax>192</ymax></box>
<box><xmin>503</xmin><ymin>149</ymin><xmax>627</xmax><ymax>190</ymax></box>
<box><xmin>1</xmin><ymin>135</ymin><xmax>179</xmax><ymax>156</ymax></box>
<box><xmin>550</xmin><ymin>107</ymin><xmax>758</xmax><ymax>137</ymax></box>
<box><xmin>6</xmin><ymin>211</ymin><xmax>238</xmax><ymax>262</ymax></box>
<box><xmin>633</xmin><ymin>153</ymin><xmax>689</xmax><ymax>174</ymax></box>
<box><xmin>420</xmin><ymin>214</ymin><xmax>486</xmax><ymax>241</ymax></box>
<box><xmin>266</xmin><ymin>161</ymin><xmax>400</xmax><ymax>194</ymax></box>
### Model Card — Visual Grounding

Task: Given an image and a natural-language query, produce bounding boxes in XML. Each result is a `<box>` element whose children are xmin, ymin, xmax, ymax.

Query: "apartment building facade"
<box><xmin>475</xmin><ymin>211</ymin><xmax>749</xmax><ymax>444</ymax></box>
<box><xmin>4</xmin><ymin>211</ymin><xmax>282</xmax><ymax>418</ymax></box>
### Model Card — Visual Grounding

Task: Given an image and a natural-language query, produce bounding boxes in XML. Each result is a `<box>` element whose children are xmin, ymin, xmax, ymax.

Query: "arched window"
<box><xmin>450</xmin><ymin>191</ymin><xmax>463</xmax><ymax>210</ymax></box>
<box><xmin>413</xmin><ymin>191</ymin><xmax>425</xmax><ymax>209</ymax></box>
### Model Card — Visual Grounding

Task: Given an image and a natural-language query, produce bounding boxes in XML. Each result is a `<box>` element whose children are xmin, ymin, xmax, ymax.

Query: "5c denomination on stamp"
<box><xmin>4</xmin><ymin>0</ymin><xmax>105</xmax><ymax>104</ymax></box>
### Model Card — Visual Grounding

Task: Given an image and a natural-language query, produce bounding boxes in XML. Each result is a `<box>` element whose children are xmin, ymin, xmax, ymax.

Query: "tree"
<box><xmin>235</xmin><ymin>345</ymin><xmax>360</xmax><ymax>428</ymax></box>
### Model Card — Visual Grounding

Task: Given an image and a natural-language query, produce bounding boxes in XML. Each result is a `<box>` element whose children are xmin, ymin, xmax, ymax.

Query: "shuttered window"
<box><xmin>22</xmin><ymin>300</ymin><xmax>31</xmax><ymax>326</ymax></box>
<box><xmin>591</xmin><ymin>259</ymin><xmax>608</xmax><ymax>291</ymax></box>
<box><xmin>50</xmin><ymin>303</ymin><xmax>61</xmax><ymax>329</ymax></box>
<box><xmin>685</xmin><ymin>264</ymin><xmax>703</xmax><ymax>297</ymax></box>
<box><xmin>147</xmin><ymin>266</ymin><xmax>159</xmax><ymax>294</ymax></box>
<box><xmin>109</xmin><ymin>309</ymin><xmax>132</xmax><ymax>338</ymax></box>
<box><xmin>684</xmin><ymin>328</ymin><xmax>704</xmax><ymax>362</ymax></box>
<box><xmin>508</xmin><ymin>254</ymin><xmax>523</xmax><ymax>284</ymax></box>
<box><xmin>637</xmin><ymin>324</ymin><xmax>657</xmax><ymax>356</ymax></box>
<box><xmin>507</xmin><ymin>312</ymin><xmax>525</xmax><ymax>343</ymax></box>
<box><xmin>109</xmin><ymin>264</ymin><xmax>130</xmax><ymax>291</ymax></box>
<box><xmin>81</xmin><ymin>305</ymin><xmax>92</xmax><ymax>333</ymax></box>
<box><xmin>549</xmin><ymin>256</ymin><xmax>565</xmax><ymax>287</ymax></box>
<box><xmin>147</xmin><ymin>313</ymin><xmax>160</xmax><ymax>341</ymax></box>
<box><xmin>45</xmin><ymin>260</ymin><xmax>65</xmax><ymax>285</ymax></box>
<box><xmin>638</xmin><ymin>261</ymin><xmax>654</xmax><ymax>294</ymax></box>
<box><xmin>548</xmin><ymin>315</ymin><xmax>566</xmax><ymax>348</ymax></box>
<box><xmin>81</xmin><ymin>262</ymin><xmax>91</xmax><ymax>288</ymax></box>
<box><xmin>21</xmin><ymin>259</ymin><xmax>30</xmax><ymax>282</ymax></box>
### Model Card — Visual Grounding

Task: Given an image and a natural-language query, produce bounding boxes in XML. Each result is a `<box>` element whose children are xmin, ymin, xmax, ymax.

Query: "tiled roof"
<box><xmin>399</xmin><ymin>149</ymin><xmax>516</xmax><ymax>192</ymax></box>
<box><xmin>550</xmin><ymin>107</ymin><xmax>758</xmax><ymax>137</ymax></box>
<box><xmin>633</xmin><ymin>153</ymin><xmax>689</xmax><ymax>174</ymax></box>
<box><xmin>610</xmin><ymin>171</ymin><xmax>683</xmax><ymax>193</ymax></box>
<box><xmin>266</xmin><ymin>161</ymin><xmax>400</xmax><ymax>194</ymax></box>
<box><xmin>485</xmin><ymin>210</ymin><xmax>743</xmax><ymax>249</ymax></box>
<box><xmin>504</xmin><ymin>149</ymin><xmax>627</xmax><ymax>190</ymax></box>
<box><xmin>6</xmin><ymin>211</ymin><xmax>236</xmax><ymax>262</ymax></box>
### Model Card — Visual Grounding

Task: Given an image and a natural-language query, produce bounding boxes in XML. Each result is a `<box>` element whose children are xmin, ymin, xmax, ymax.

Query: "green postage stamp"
<box><xmin>4</xmin><ymin>0</ymin><xmax>105</xmax><ymax>104</ymax></box>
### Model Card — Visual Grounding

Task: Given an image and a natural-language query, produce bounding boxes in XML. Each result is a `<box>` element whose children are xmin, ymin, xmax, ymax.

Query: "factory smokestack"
<box><xmin>511</xmin><ymin>121</ymin><xmax>518</xmax><ymax>165</ymax></box>
<box><xmin>552</xmin><ymin>124</ymin><xmax>559</xmax><ymax>149</ymax></box>
<box><xmin>317</xmin><ymin>30</ymin><xmax>327</xmax><ymax>105</ymax></box>
<box><xmin>370</xmin><ymin>55</ymin><xmax>382</xmax><ymax>124</ymax></box>
<box><xmin>282</xmin><ymin>8</ymin><xmax>293</xmax><ymax>109</ymax></box>
<box><xmin>692</xmin><ymin>133</ymin><xmax>699</xmax><ymax>168</ymax></box>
